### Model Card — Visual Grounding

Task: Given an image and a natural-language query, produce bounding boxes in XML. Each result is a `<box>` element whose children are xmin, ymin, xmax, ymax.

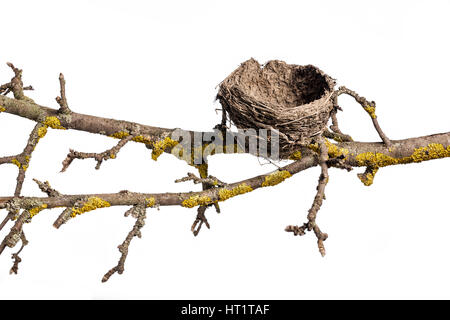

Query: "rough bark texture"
<box><xmin>0</xmin><ymin>63</ymin><xmax>449</xmax><ymax>281</ymax></box>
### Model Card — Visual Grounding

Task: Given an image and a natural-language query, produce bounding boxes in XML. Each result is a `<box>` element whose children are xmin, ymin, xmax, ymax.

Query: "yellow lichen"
<box><xmin>218</xmin><ymin>183</ymin><xmax>253</xmax><ymax>202</ymax></box>
<box><xmin>37</xmin><ymin>126</ymin><xmax>48</xmax><ymax>139</ymax></box>
<box><xmin>145</xmin><ymin>197</ymin><xmax>156</xmax><ymax>207</ymax></box>
<box><xmin>109</xmin><ymin>132</ymin><xmax>153</xmax><ymax>144</ymax></box>
<box><xmin>331</xmin><ymin>135</ymin><xmax>344</xmax><ymax>143</ymax></box>
<box><xmin>309</xmin><ymin>139</ymin><xmax>349</xmax><ymax>158</ymax></box>
<box><xmin>71</xmin><ymin>197</ymin><xmax>111</xmax><ymax>217</ymax></box>
<box><xmin>44</xmin><ymin>116</ymin><xmax>66</xmax><ymax>129</ymax></box>
<box><xmin>261</xmin><ymin>170</ymin><xmax>292</xmax><ymax>187</ymax></box>
<box><xmin>110</xmin><ymin>131</ymin><xmax>130</xmax><ymax>139</ymax></box>
<box><xmin>29</xmin><ymin>204</ymin><xmax>48</xmax><ymax>218</ymax></box>
<box><xmin>289</xmin><ymin>150</ymin><xmax>302</xmax><ymax>160</ymax></box>
<box><xmin>363</xmin><ymin>105</ymin><xmax>377</xmax><ymax>119</ymax></box>
<box><xmin>110</xmin><ymin>153</ymin><xmax>116</xmax><ymax>159</ymax></box>
<box><xmin>411</xmin><ymin>143</ymin><xmax>450</xmax><ymax>162</ymax></box>
<box><xmin>357</xmin><ymin>168</ymin><xmax>379</xmax><ymax>186</ymax></box>
<box><xmin>0</xmin><ymin>106</ymin><xmax>5</xmax><ymax>112</ymax></box>
<box><xmin>11</xmin><ymin>159</ymin><xmax>21</xmax><ymax>168</ymax></box>
<box><xmin>151</xmin><ymin>137</ymin><xmax>179</xmax><ymax>161</ymax></box>
<box><xmin>355</xmin><ymin>143</ymin><xmax>450</xmax><ymax>168</ymax></box>
<box><xmin>324</xmin><ymin>139</ymin><xmax>349</xmax><ymax>158</ymax></box>
<box><xmin>182</xmin><ymin>195</ymin><xmax>212</xmax><ymax>208</ymax></box>
<box><xmin>132</xmin><ymin>135</ymin><xmax>153</xmax><ymax>144</ymax></box>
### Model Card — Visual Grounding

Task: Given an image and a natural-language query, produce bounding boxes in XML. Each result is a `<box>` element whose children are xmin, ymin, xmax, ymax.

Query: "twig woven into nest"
<box><xmin>217</xmin><ymin>58</ymin><xmax>336</xmax><ymax>158</ymax></box>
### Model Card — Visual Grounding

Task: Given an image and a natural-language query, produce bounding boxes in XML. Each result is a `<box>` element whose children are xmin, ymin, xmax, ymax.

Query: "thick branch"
<box><xmin>0</xmin><ymin>129</ymin><xmax>449</xmax><ymax>210</ymax></box>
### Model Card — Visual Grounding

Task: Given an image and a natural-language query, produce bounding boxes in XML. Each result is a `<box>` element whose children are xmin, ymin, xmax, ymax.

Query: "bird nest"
<box><xmin>217</xmin><ymin>58</ymin><xmax>336</xmax><ymax>158</ymax></box>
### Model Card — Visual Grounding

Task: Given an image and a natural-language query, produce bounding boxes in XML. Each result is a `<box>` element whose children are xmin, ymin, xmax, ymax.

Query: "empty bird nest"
<box><xmin>217</xmin><ymin>58</ymin><xmax>336</xmax><ymax>158</ymax></box>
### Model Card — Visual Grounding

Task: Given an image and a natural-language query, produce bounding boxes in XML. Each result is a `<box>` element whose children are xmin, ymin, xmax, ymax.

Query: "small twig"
<box><xmin>326</xmin><ymin>156</ymin><xmax>353</xmax><ymax>171</ymax></box>
<box><xmin>0</xmin><ymin>64</ymin><xmax>46</xmax><ymax>208</ymax></box>
<box><xmin>61</xmin><ymin>134</ymin><xmax>135</xmax><ymax>172</ymax></box>
<box><xmin>175</xmin><ymin>172</ymin><xmax>226</xmax><ymax>187</ymax></box>
<box><xmin>334</xmin><ymin>86</ymin><xmax>392</xmax><ymax>147</ymax></box>
<box><xmin>191</xmin><ymin>205</ymin><xmax>210</xmax><ymax>236</ymax></box>
<box><xmin>0</xmin><ymin>123</ymin><xmax>48</xmax><ymax>221</ymax></box>
<box><xmin>102</xmin><ymin>204</ymin><xmax>147</xmax><ymax>282</ymax></box>
<box><xmin>53</xmin><ymin>207</ymin><xmax>74</xmax><ymax>229</ymax></box>
<box><xmin>10</xmin><ymin>232</ymin><xmax>28</xmax><ymax>275</ymax></box>
<box><xmin>56</xmin><ymin>73</ymin><xmax>71</xmax><ymax>114</ymax></box>
<box><xmin>181</xmin><ymin>164</ymin><xmax>222</xmax><ymax>236</ymax></box>
<box><xmin>0</xmin><ymin>200</ymin><xmax>20</xmax><ymax>232</ymax></box>
<box><xmin>323</xmin><ymin>127</ymin><xmax>353</xmax><ymax>143</ymax></box>
<box><xmin>33</xmin><ymin>179</ymin><xmax>61</xmax><ymax>197</ymax></box>
<box><xmin>0</xmin><ymin>62</ymin><xmax>34</xmax><ymax>101</ymax></box>
<box><xmin>286</xmin><ymin>136</ymin><xmax>330</xmax><ymax>256</ymax></box>
<box><xmin>0</xmin><ymin>210</ymin><xmax>29</xmax><ymax>256</ymax></box>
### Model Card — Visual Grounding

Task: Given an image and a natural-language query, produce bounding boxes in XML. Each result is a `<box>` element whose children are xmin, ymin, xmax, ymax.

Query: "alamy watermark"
<box><xmin>169</xmin><ymin>128</ymin><xmax>281</xmax><ymax>164</ymax></box>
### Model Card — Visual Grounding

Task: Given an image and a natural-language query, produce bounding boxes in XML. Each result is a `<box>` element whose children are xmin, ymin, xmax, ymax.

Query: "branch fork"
<box><xmin>0</xmin><ymin>62</ymin><xmax>449</xmax><ymax>281</ymax></box>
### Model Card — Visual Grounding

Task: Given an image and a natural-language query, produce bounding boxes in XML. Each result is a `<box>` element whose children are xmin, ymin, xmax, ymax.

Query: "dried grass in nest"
<box><xmin>217</xmin><ymin>58</ymin><xmax>336</xmax><ymax>158</ymax></box>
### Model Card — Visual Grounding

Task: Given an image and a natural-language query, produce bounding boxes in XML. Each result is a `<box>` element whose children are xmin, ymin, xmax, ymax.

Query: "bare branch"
<box><xmin>53</xmin><ymin>207</ymin><xmax>73</xmax><ymax>229</ymax></box>
<box><xmin>286</xmin><ymin>136</ymin><xmax>330</xmax><ymax>256</ymax></box>
<box><xmin>175</xmin><ymin>172</ymin><xmax>226</xmax><ymax>188</ymax></box>
<box><xmin>55</xmin><ymin>73</ymin><xmax>71</xmax><ymax>114</ymax></box>
<box><xmin>334</xmin><ymin>86</ymin><xmax>392</xmax><ymax>147</ymax></box>
<box><xmin>0</xmin><ymin>62</ymin><xmax>34</xmax><ymax>102</ymax></box>
<box><xmin>0</xmin><ymin>62</ymin><xmax>449</xmax><ymax>281</ymax></box>
<box><xmin>102</xmin><ymin>204</ymin><xmax>147</xmax><ymax>282</ymax></box>
<box><xmin>191</xmin><ymin>205</ymin><xmax>210</xmax><ymax>236</ymax></box>
<box><xmin>61</xmin><ymin>133</ymin><xmax>135</xmax><ymax>172</ymax></box>
<box><xmin>0</xmin><ymin>123</ymin><xmax>48</xmax><ymax>231</ymax></box>
<box><xmin>32</xmin><ymin>179</ymin><xmax>61</xmax><ymax>197</ymax></box>
<box><xmin>10</xmin><ymin>233</ymin><xmax>28</xmax><ymax>275</ymax></box>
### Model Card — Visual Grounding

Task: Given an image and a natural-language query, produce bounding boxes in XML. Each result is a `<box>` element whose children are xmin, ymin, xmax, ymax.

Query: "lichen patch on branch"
<box><xmin>355</xmin><ymin>143</ymin><xmax>450</xmax><ymax>168</ymax></box>
<box><xmin>363</xmin><ymin>105</ymin><xmax>377</xmax><ymax>119</ymax></box>
<box><xmin>71</xmin><ymin>197</ymin><xmax>111</xmax><ymax>217</ymax></box>
<box><xmin>145</xmin><ymin>197</ymin><xmax>156</xmax><ymax>208</ymax></box>
<box><xmin>357</xmin><ymin>167</ymin><xmax>379</xmax><ymax>186</ymax></box>
<box><xmin>28</xmin><ymin>204</ymin><xmax>48</xmax><ymax>218</ymax></box>
<box><xmin>182</xmin><ymin>195</ymin><xmax>213</xmax><ymax>208</ymax></box>
<box><xmin>43</xmin><ymin>116</ymin><xmax>66</xmax><ymax>130</ymax></box>
<box><xmin>151</xmin><ymin>137</ymin><xmax>179</xmax><ymax>161</ymax></box>
<box><xmin>0</xmin><ymin>60</ymin><xmax>450</xmax><ymax>281</ymax></box>
<box><xmin>110</xmin><ymin>131</ymin><xmax>130</xmax><ymax>139</ymax></box>
<box><xmin>218</xmin><ymin>183</ymin><xmax>253</xmax><ymax>201</ymax></box>
<box><xmin>289</xmin><ymin>150</ymin><xmax>302</xmax><ymax>160</ymax></box>
<box><xmin>261</xmin><ymin>170</ymin><xmax>292</xmax><ymax>187</ymax></box>
<box><xmin>37</xmin><ymin>126</ymin><xmax>48</xmax><ymax>140</ymax></box>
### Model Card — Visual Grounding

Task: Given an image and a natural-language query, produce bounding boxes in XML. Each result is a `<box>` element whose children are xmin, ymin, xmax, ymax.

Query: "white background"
<box><xmin>0</xmin><ymin>0</ymin><xmax>449</xmax><ymax>299</ymax></box>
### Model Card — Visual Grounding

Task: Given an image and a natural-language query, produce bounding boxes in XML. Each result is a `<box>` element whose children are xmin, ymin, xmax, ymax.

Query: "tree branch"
<box><xmin>1</xmin><ymin>62</ymin><xmax>449</xmax><ymax>280</ymax></box>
